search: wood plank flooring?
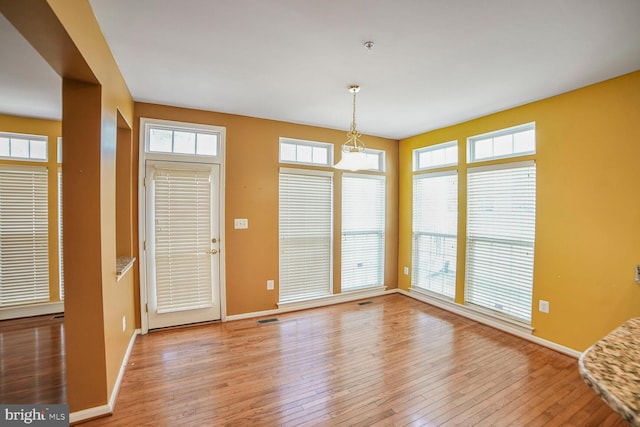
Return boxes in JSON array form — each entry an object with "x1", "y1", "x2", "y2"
[
  {"x1": 79, "y1": 294, "x2": 624, "y2": 426},
  {"x1": 0, "y1": 313, "x2": 66, "y2": 404}
]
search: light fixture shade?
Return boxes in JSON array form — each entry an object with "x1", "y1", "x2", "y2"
[{"x1": 334, "y1": 150, "x2": 369, "y2": 171}]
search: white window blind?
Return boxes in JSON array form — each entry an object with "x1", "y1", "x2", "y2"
[
  {"x1": 0, "y1": 166, "x2": 49, "y2": 307},
  {"x1": 412, "y1": 172, "x2": 458, "y2": 298},
  {"x1": 279, "y1": 169, "x2": 333, "y2": 302},
  {"x1": 342, "y1": 174, "x2": 385, "y2": 291},
  {"x1": 465, "y1": 162, "x2": 536, "y2": 323},
  {"x1": 58, "y1": 168, "x2": 64, "y2": 300},
  {"x1": 153, "y1": 166, "x2": 213, "y2": 313}
]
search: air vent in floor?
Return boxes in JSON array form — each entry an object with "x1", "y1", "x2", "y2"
[
  {"x1": 357, "y1": 301, "x2": 373, "y2": 306},
  {"x1": 51, "y1": 314, "x2": 64, "y2": 319},
  {"x1": 257, "y1": 318, "x2": 278, "y2": 324}
]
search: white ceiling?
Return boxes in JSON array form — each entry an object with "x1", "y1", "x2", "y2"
[{"x1": 2, "y1": 1, "x2": 640, "y2": 139}]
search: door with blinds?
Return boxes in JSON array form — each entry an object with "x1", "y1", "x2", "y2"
[{"x1": 145, "y1": 161, "x2": 221, "y2": 329}]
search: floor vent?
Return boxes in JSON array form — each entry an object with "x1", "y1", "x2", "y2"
[
  {"x1": 51, "y1": 314, "x2": 64, "y2": 319},
  {"x1": 257, "y1": 318, "x2": 279, "y2": 324},
  {"x1": 357, "y1": 301, "x2": 373, "y2": 306}
]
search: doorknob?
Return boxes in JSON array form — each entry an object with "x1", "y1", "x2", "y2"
[{"x1": 206, "y1": 249, "x2": 218, "y2": 255}]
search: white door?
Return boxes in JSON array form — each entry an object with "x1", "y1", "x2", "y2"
[{"x1": 145, "y1": 161, "x2": 221, "y2": 329}]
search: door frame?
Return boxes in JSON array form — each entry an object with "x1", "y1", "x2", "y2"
[{"x1": 137, "y1": 118, "x2": 227, "y2": 334}]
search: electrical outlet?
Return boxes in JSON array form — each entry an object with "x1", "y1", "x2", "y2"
[
  {"x1": 539, "y1": 300, "x2": 550, "y2": 314},
  {"x1": 234, "y1": 218, "x2": 249, "y2": 229},
  {"x1": 635, "y1": 265, "x2": 640, "y2": 283},
  {"x1": 122, "y1": 315, "x2": 126, "y2": 332},
  {"x1": 267, "y1": 279, "x2": 274, "y2": 290},
  {"x1": 403, "y1": 266, "x2": 409, "y2": 275}
]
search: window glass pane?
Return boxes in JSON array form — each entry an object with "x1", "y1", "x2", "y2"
[
  {"x1": 431, "y1": 148, "x2": 445, "y2": 165},
  {"x1": 149, "y1": 128, "x2": 172, "y2": 153},
  {"x1": 196, "y1": 133, "x2": 217, "y2": 156},
  {"x1": 312, "y1": 147, "x2": 327, "y2": 165},
  {"x1": 514, "y1": 129, "x2": 535, "y2": 153},
  {"x1": 173, "y1": 131, "x2": 196, "y2": 154},
  {"x1": 493, "y1": 134, "x2": 512, "y2": 156},
  {"x1": 280, "y1": 143, "x2": 296, "y2": 161},
  {"x1": 0, "y1": 137, "x2": 9, "y2": 157},
  {"x1": 10, "y1": 138, "x2": 29, "y2": 158},
  {"x1": 418, "y1": 151, "x2": 432, "y2": 169},
  {"x1": 474, "y1": 138, "x2": 493, "y2": 159},
  {"x1": 445, "y1": 146, "x2": 458, "y2": 164},
  {"x1": 296, "y1": 144, "x2": 312, "y2": 163},
  {"x1": 57, "y1": 137, "x2": 62, "y2": 163},
  {"x1": 364, "y1": 152, "x2": 380, "y2": 170},
  {"x1": 30, "y1": 139, "x2": 47, "y2": 160}
]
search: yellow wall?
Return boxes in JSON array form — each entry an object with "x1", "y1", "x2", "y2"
[
  {"x1": 399, "y1": 70, "x2": 640, "y2": 352},
  {"x1": 134, "y1": 103, "x2": 399, "y2": 316},
  {"x1": 0, "y1": 114, "x2": 62, "y2": 302}
]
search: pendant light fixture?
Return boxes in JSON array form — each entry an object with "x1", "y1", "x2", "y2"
[{"x1": 334, "y1": 84, "x2": 370, "y2": 171}]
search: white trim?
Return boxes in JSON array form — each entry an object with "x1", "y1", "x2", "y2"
[
  {"x1": 69, "y1": 328, "x2": 140, "y2": 424},
  {"x1": 0, "y1": 302, "x2": 64, "y2": 320},
  {"x1": 226, "y1": 287, "x2": 389, "y2": 321},
  {"x1": 467, "y1": 159, "x2": 535, "y2": 173},
  {"x1": 109, "y1": 329, "x2": 139, "y2": 410},
  {"x1": 279, "y1": 166, "x2": 334, "y2": 177},
  {"x1": 397, "y1": 288, "x2": 581, "y2": 358},
  {"x1": 138, "y1": 117, "x2": 227, "y2": 333},
  {"x1": 69, "y1": 404, "x2": 111, "y2": 424}
]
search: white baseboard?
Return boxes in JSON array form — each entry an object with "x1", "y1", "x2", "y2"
[
  {"x1": 225, "y1": 287, "x2": 390, "y2": 322},
  {"x1": 69, "y1": 404, "x2": 111, "y2": 425},
  {"x1": 69, "y1": 328, "x2": 140, "y2": 424},
  {"x1": 397, "y1": 288, "x2": 581, "y2": 358},
  {"x1": 109, "y1": 329, "x2": 140, "y2": 409},
  {"x1": 0, "y1": 302, "x2": 64, "y2": 320}
]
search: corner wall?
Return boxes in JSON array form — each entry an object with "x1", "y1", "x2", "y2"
[{"x1": 399, "y1": 70, "x2": 640, "y2": 351}]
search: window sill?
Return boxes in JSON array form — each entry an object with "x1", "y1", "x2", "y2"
[{"x1": 116, "y1": 257, "x2": 136, "y2": 282}]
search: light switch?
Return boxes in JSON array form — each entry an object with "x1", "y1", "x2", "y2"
[{"x1": 234, "y1": 218, "x2": 249, "y2": 229}]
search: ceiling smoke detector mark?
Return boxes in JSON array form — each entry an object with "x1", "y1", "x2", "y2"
[{"x1": 364, "y1": 41, "x2": 375, "y2": 51}]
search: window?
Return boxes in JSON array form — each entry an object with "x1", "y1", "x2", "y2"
[
  {"x1": 412, "y1": 172, "x2": 458, "y2": 298},
  {"x1": 279, "y1": 168, "x2": 333, "y2": 302},
  {"x1": 465, "y1": 162, "x2": 536, "y2": 323},
  {"x1": 147, "y1": 125, "x2": 219, "y2": 156},
  {"x1": 414, "y1": 141, "x2": 458, "y2": 171},
  {"x1": 0, "y1": 132, "x2": 48, "y2": 161},
  {"x1": 360, "y1": 149, "x2": 385, "y2": 172},
  {"x1": 279, "y1": 138, "x2": 333, "y2": 166},
  {"x1": 468, "y1": 123, "x2": 535, "y2": 163},
  {"x1": 0, "y1": 165, "x2": 49, "y2": 307},
  {"x1": 342, "y1": 174, "x2": 385, "y2": 291}
]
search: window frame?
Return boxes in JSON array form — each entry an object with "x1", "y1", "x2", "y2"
[
  {"x1": 413, "y1": 140, "x2": 458, "y2": 171},
  {"x1": 279, "y1": 137, "x2": 334, "y2": 167},
  {"x1": 0, "y1": 131, "x2": 48, "y2": 162},
  {"x1": 467, "y1": 122, "x2": 536, "y2": 163},
  {"x1": 143, "y1": 119, "x2": 223, "y2": 160}
]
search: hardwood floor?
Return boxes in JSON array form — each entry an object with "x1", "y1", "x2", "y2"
[
  {"x1": 0, "y1": 313, "x2": 66, "y2": 404},
  {"x1": 79, "y1": 294, "x2": 624, "y2": 426}
]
